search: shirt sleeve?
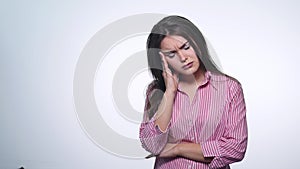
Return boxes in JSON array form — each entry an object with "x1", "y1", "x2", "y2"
[
  {"x1": 139, "y1": 82, "x2": 171, "y2": 155},
  {"x1": 201, "y1": 82, "x2": 248, "y2": 169}
]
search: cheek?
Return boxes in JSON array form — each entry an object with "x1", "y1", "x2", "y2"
[
  {"x1": 187, "y1": 49, "x2": 197, "y2": 57},
  {"x1": 165, "y1": 59, "x2": 180, "y2": 71},
  {"x1": 165, "y1": 59, "x2": 176, "y2": 68},
  {"x1": 187, "y1": 50, "x2": 200, "y2": 63}
]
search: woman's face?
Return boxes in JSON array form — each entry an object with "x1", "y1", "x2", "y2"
[{"x1": 160, "y1": 35, "x2": 200, "y2": 76}]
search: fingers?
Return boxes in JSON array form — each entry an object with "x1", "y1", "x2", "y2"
[
  {"x1": 164, "y1": 143, "x2": 177, "y2": 151},
  {"x1": 174, "y1": 73, "x2": 179, "y2": 83},
  {"x1": 159, "y1": 52, "x2": 167, "y2": 68},
  {"x1": 162, "y1": 70, "x2": 166, "y2": 79},
  {"x1": 145, "y1": 154, "x2": 156, "y2": 159},
  {"x1": 158, "y1": 143, "x2": 178, "y2": 158},
  {"x1": 159, "y1": 52, "x2": 172, "y2": 76},
  {"x1": 159, "y1": 52, "x2": 180, "y2": 85}
]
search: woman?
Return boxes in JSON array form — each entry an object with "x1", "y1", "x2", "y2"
[{"x1": 139, "y1": 15, "x2": 248, "y2": 169}]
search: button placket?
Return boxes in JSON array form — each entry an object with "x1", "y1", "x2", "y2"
[
  {"x1": 189, "y1": 107, "x2": 197, "y2": 142},
  {"x1": 189, "y1": 119, "x2": 195, "y2": 142}
]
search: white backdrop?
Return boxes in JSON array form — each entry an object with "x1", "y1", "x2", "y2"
[{"x1": 1, "y1": 0, "x2": 300, "y2": 168}]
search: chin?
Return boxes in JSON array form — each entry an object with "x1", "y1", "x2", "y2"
[
  {"x1": 176, "y1": 64, "x2": 200, "y2": 76},
  {"x1": 179, "y1": 69, "x2": 198, "y2": 76}
]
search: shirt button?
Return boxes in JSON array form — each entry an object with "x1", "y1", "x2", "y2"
[{"x1": 189, "y1": 120, "x2": 193, "y2": 126}]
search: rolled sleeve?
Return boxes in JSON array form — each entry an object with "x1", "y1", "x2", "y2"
[
  {"x1": 201, "y1": 82, "x2": 248, "y2": 168},
  {"x1": 201, "y1": 140, "x2": 221, "y2": 157},
  {"x1": 139, "y1": 118, "x2": 171, "y2": 155},
  {"x1": 139, "y1": 81, "x2": 171, "y2": 155}
]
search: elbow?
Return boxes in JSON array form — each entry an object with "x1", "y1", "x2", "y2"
[
  {"x1": 140, "y1": 137, "x2": 165, "y2": 155},
  {"x1": 139, "y1": 124, "x2": 170, "y2": 155},
  {"x1": 231, "y1": 136, "x2": 248, "y2": 162},
  {"x1": 234, "y1": 151, "x2": 246, "y2": 162},
  {"x1": 229, "y1": 146, "x2": 247, "y2": 163},
  {"x1": 139, "y1": 130, "x2": 166, "y2": 155},
  {"x1": 221, "y1": 141, "x2": 247, "y2": 164},
  {"x1": 237, "y1": 138, "x2": 248, "y2": 162}
]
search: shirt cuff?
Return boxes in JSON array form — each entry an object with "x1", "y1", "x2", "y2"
[
  {"x1": 140, "y1": 119, "x2": 171, "y2": 155},
  {"x1": 147, "y1": 116, "x2": 171, "y2": 135},
  {"x1": 201, "y1": 141, "x2": 224, "y2": 168},
  {"x1": 201, "y1": 140, "x2": 221, "y2": 157},
  {"x1": 154, "y1": 122, "x2": 171, "y2": 134}
]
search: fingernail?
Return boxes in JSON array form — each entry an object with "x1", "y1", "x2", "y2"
[{"x1": 159, "y1": 52, "x2": 163, "y2": 57}]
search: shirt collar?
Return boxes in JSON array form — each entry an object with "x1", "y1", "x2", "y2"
[{"x1": 177, "y1": 71, "x2": 216, "y2": 92}]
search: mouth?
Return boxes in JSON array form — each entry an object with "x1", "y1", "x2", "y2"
[{"x1": 182, "y1": 61, "x2": 193, "y2": 69}]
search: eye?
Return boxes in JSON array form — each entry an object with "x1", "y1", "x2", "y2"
[
  {"x1": 163, "y1": 52, "x2": 176, "y2": 58},
  {"x1": 183, "y1": 43, "x2": 190, "y2": 50}
]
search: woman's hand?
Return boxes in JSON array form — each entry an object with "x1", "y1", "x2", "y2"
[
  {"x1": 163, "y1": 142, "x2": 214, "y2": 163},
  {"x1": 158, "y1": 143, "x2": 179, "y2": 158},
  {"x1": 159, "y1": 52, "x2": 179, "y2": 95}
]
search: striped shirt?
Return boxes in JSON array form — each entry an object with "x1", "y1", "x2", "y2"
[{"x1": 139, "y1": 71, "x2": 248, "y2": 169}]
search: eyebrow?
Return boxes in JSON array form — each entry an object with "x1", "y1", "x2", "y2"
[{"x1": 161, "y1": 41, "x2": 189, "y2": 53}]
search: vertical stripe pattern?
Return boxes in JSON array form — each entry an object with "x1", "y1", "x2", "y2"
[{"x1": 139, "y1": 71, "x2": 248, "y2": 169}]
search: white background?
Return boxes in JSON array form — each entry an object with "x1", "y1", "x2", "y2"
[{"x1": 1, "y1": 0, "x2": 300, "y2": 168}]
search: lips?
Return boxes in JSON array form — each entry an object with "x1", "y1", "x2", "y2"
[{"x1": 182, "y1": 61, "x2": 193, "y2": 69}]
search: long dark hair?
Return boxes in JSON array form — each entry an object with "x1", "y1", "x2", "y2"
[{"x1": 146, "y1": 15, "x2": 224, "y2": 92}]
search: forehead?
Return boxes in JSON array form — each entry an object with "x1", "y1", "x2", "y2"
[{"x1": 160, "y1": 35, "x2": 187, "y2": 50}]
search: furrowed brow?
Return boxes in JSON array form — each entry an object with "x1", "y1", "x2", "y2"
[
  {"x1": 179, "y1": 41, "x2": 189, "y2": 49},
  {"x1": 161, "y1": 41, "x2": 189, "y2": 53},
  {"x1": 161, "y1": 49, "x2": 176, "y2": 54}
]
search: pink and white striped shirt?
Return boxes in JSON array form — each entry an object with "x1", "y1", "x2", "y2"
[{"x1": 139, "y1": 71, "x2": 248, "y2": 169}]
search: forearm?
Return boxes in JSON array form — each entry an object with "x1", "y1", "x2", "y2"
[
  {"x1": 177, "y1": 143, "x2": 213, "y2": 163},
  {"x1": 139, "y1": 88, "x2": 176, "y2": 155},
  {"x1": 154, "y1": 90, "x2": 176, "y2": 131}
]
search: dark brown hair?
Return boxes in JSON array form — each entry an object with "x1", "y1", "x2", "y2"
[{"x1": 146, "y1": 15, "x2": 223, "y2": 92}]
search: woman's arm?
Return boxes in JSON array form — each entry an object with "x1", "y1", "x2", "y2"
[
  {"x1": 159, "y1": 142, "x2": 213, "y2": 163},
  {"x1": 139, "y1": 86, "x2": 175, "y2": 155},
  {"x1": 200, "y1": 82, "x2": 248, "y2": 168},
  {"x1": 153, "y1": 90, "x2": 176, "y2": 131},
  {"x1": 139, "y1": 82, "x2": 177, "y2": 155},
  {"x1": 158, "y1": 81, "x2": 247, "y2": 168},
  {"x1": 139, "y1": 53, "x2": 179, "y2": 155},
  {"x1": 177, "y1": 143, "x2": 214, "y2": 163},
  {"x1": 154, "y1": 52, "x2": 178, "y2": 131}
]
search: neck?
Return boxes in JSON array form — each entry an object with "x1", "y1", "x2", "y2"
[{"x1": 179, "y1": 69, "x2": 205, "y2": 85}]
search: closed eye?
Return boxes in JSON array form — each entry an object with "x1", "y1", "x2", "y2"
[
  {"x1": 163, "y1": 51, "x2": 176, "y2": 58},
  {"x1": 161, "y1": 41, "x2": 190, "y2": 58},
  {"x1": 183, "y1": 42, "x2": 190, "y2": 50}
]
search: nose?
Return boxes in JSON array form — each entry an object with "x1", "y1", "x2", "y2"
[{"x1": 178, "y1": 51, "x2": 187, "y2": 62}]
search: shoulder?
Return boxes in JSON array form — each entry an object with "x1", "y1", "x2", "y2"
[
  {"x1": 146, "y1": 80, "x2": 159, "y2": 95},
  {"x1": 209, "y1": 72, "x2": 243, "y2": 98},
  {"x1": 145, "y1": 80, "x2": 164, "y2": 99}
]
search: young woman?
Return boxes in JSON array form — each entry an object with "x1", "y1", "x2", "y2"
[{"x1": 139, "y1": 15, "x2": 248, "y2": 169}]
